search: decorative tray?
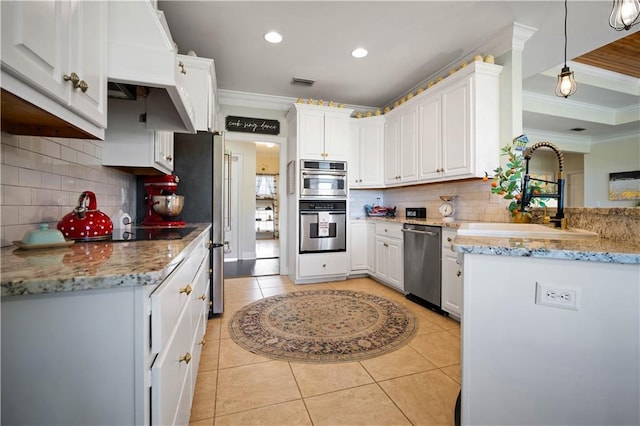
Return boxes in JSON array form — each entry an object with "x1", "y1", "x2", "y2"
[{"x1": 13, "y1": 240, "x2": 75, "y2": 250}]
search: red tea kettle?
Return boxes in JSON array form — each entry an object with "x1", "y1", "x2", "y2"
[{"x1": 58, "y1": 191, "x2": 113, "y2": 241}]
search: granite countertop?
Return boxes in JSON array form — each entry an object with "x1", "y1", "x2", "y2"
[
  {"x1": 355, "y1": 215, "x2": 640, "y2": 264},
  {"x1": 1, "y1": 224, "x2": 211, "y2": 297},
  {"x1": 452, "y1": 234, "x2": 640, "y2": 265}
]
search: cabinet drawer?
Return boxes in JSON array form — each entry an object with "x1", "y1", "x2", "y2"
[
  {"x1": 298, "y1": 252, "x2": 348, "y2": 277},
  {"x1": 151, "y1": 249, "x2": 206, "y2": 354},
  {"x1": 375, "y1": 222, "x2": 403, "y2": 239},
  {"x1": 151, "y1": 303, "x2": 193, "y2": 426}
]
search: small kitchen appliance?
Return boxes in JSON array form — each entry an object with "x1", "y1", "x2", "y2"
[
  {"x1": 406, "y1": 207, "x2": 427, "y2": 219},
  {"x1": 141, "y1": 174, "x2": 186, "y2": 227},
  {"x1": 300, "y1": 160, "x2": 347, "y2": 198},
  {"x1": 58, "y1": 191, "x2": 114, "y2": 241}
]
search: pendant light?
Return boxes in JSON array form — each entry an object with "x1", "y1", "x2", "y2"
[
  {"x1": 555, "y1": 0, "x2": 577, "y2": 98},
  {"x1": 609, "y1": 0, "x2": 640, "y2": 30}
]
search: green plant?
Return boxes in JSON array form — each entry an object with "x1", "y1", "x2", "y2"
[{"x1": 485, "y1": 143, "x2": 546, "y2": 217}]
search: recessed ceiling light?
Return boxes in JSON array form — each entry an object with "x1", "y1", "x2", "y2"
[
  {"x1": 264, "y1": 31, "x2": 283, "y2": 44},
  {"x1": 351, "y1": 47, "x2": 368, "y2": 58}
]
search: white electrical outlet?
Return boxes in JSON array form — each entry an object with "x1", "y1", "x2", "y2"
[{"x1": 535, "y1": 282, "x2": 580, "y2": 311}]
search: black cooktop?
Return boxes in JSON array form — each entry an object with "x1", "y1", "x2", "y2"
[{"x1": 111, "y1": 226, "x2": 197, "y2": 242}]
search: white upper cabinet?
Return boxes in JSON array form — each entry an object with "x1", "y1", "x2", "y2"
[
  {"x1": 1, "y1": 0, "x2": 107, "y2": 138},
  {"x1": 384, "y1": 106, "x2": 418, "y2": 186},
  {"x1": 289, "y1": 103, "x2": 353, "y2": 161},
  {"x1": 178, "y1": 55, "x2": 218, "y2": 133},
  {"x1": 417, "y1": 62, "x2": 502, "y2": 182},
  {"x1": 350, "y1": 116, "x2": 384, "y2": 188}
]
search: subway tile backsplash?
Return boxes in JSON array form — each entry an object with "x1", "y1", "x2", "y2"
[
  {"x1": 1, "y1": 133, "x2": 136, "y2": 247},
  {"x1": 351, "y1": 180, "x2": 511, "y2": 222}
]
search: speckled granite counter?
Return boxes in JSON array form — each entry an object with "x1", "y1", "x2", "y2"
[
  {"x1": 354, "y1": 215, "x2": 640, "y2": 264},
  {"x1": 452, "y1": 235, "x2": 640, "y2": 264},
  {"x1": 1, "y1": 224, "x2": 211, "y2": 297}
]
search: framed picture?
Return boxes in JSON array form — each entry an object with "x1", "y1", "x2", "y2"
[{"x1": 609, "y1": 171, "x2": 640, "y2": 200}]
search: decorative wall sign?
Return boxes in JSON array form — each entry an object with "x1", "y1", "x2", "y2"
[
  {"x1": 225, "y1": 116, "x2": 280, "y2": 135},
  {"x1": 609, "y1": 170, "x2": 640, "y2": 200}
]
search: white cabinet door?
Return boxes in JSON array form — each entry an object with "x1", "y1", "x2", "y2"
[
  {"x1": 349, "y1": 121, "x2": 361, "y2": 187},
  {"x1": 359, "y1": 119, "x2": 384, "y2": 187},
  {"x1": 154, "y1": 131, "x2": 175, "y2": 172},
  {"x1": 441, "y1": 229, "x2": 462, "y2": 318},
  {"x1": 441, "y1": 78, "x2": 472, "y2": 178},
  {"x1": 68, "y1": 0, "x2": 107, "y2": 127},
  {"x1": 417, "y1": 94, "x2": 442, "y2": 180},
  {"x1": 375, "y1": 236, "x2": 389, "y2": 281},
  {"x1": 1, "y1": 1, "x2": 68, "y2": 103},
  {"x1": 324, "y1": 111, "x2": 349, "y2": 161},
  {"x1": 386, "y1": 237, "x2": 403, "y2": 291},
  {"x1": 179, "y1": 55, "x2": 217, "y2": 132},
  {"x1": 298, "y1": 109, "x2": 326, "y2": 160},
  {"x1": 1, "y1": 0, "x2": 107, "y2": 129},
  {"x1": 384, "y1": 114, "x2": 400, "y2": 185},
  {"x1": 399, "y1": 107, "x2": 418, "y2": 184},
  {"x1": 350, "y1": 221, "x2": 367, "y2": 272},
  {"x1": 366, "y1": 222, "x2": 375, "y2": 272}
]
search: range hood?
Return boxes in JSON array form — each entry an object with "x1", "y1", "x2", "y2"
[{"x1": 108, "y1": 1, "x2": 195, "y2": 133}]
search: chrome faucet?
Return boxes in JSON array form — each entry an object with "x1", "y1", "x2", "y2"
[{"x1": 521, "y1": 141, "x2": 566, "y2": 228}]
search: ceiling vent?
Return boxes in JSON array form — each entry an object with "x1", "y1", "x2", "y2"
[{"x1": 291, "y1": 77, "x2": 315, "y2": 87}]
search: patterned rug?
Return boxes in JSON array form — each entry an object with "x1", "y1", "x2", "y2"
[{"x1": 229, "y1": 289, "x2": 417, "y2": 363}]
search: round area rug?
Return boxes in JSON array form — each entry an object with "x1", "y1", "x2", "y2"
[{"x1": 229, "y1": 289, "x2": 417, "y2": 363}]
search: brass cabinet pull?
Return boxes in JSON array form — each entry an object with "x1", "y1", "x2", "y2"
[
  {"x1": 78, "y1": 80, "x2": 88, "y2": 93},
  {"x1": 456, "y1": 271, "x2": 462, "y2": 277},
  {"x1": 179, "y1": 284, "x2": 192, "y2": 295},
  {"x1": 199, "y1": 339, "x2": 206, "y2": 347},
  {"x1": 322, "y1": 263, "x2": 326, "y2": 267},
  {"x1": 178, "y1": 61, "x2": 187, "y2": 75},
  {"x1": 63, "y1": 72, "x2": 80, "y2": 86},
  {"x1": 199, "y1": 294, "x2": 206, "y2": 301},
  {"x1": 179, "y1": 352, "x2": 192, "y2": 364},
  {"x1": 209, "y1": 268, "x2": 213, "y2": 274},
  {"x1": 383, "y1": 242, "x2": 389, "y2": 247},
  {"x1": 165, "y1": 155, "x2": 173, "y2": 161},
  {"x1": 447, "y1": 237, "x2": 453, "y2": 242}
]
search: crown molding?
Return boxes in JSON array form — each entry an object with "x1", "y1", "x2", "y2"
[
  {"x1": 218, "y1": 89, "x2": 376, "y2": 113},
  {"x1": 523, "y1": 128, "x2": 592, "y2": 153}
]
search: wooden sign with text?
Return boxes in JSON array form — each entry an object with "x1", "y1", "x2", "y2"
[{"x1": 225, "y1": 116, "x2": 280, "y2": 135}]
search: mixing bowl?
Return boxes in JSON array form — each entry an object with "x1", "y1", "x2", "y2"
[{"x1": 152, "y1": 195, "x2": 184, "y2": 217}]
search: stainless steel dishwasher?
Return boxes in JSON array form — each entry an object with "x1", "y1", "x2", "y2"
[{"x1": 402, "y1": 223, "x2": 443, "y2": 313}]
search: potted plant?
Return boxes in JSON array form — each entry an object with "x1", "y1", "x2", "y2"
[{"x1": 484, "y1": 143, "x2": 546, "y2": 222}]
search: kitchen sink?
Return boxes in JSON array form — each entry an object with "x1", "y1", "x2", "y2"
[{"x1": 457, "y1": 222, "x2": 599, "y2": 240}]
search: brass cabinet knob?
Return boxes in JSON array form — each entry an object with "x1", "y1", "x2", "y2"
[
  {"x1": 199, "y1": 294, "x2": 206, "y2": 301},
  {"x1": 63, "y1": 72, "x2": 80, "y2": 86},
  {"x1": 447, "y1": 237, "x2": 453, "y2": 242},
  {"x1": 166, "y1": 155, "x2": 173, "y2": 161},
  {"x1": 208, "y1": 240, "x2": 213, "y2": 249},
  {"x1": 78, "y1": 80, "x2": 88, "y2": 93},
  {"x1": 383, "y1": 242, "x2": 389, "y2": 247},
  {"x1": 322, "y1": 263, "x2": 326, "y2": 267},
  {"x1": 209, "y1": 301, "x2": 213, "y2": 306},
  {"x1": 456, "y1": 271, "x2": 462, "y2": 277},
  {"x1": 179, "y1": 284, "x2": 192, "y2": 295},
  {"x1": 209, "y1": 268, "x2": 213, "y2": 274},
  {"x1": 179, "y1": 352, "x2": 192, "y2": 364},
  {"x1": 198, "y1": 339, "x2": 206, "y2": 347}
]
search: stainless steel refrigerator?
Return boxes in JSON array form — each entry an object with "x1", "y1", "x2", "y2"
[{"x1": 173, "y1": 131, "x2": 225, "y2": 315}]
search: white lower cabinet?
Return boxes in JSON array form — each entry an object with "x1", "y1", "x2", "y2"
[
  {"x1": 441, "y1": 229, "x2": 463, "y2": 318},
  {"x1": 374, "y1": 222, "x2": 404, "y2": 291},
  {"x1": 298, "y1": 252, "x2": 348, "y2": 278},
  {"x1": 0, "y1": 228, "x2": 211, "y2": 426},
  {"x1": 349, "y1": 221, "x2": 377, "y2": 275}
]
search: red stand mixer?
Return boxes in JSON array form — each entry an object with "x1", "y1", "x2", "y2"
[{"x1": 141, "y1": 174, "x2": 186, "y2": 227}]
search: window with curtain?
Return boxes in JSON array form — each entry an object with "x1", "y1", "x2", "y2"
[{"x1": 256, "y1": 174, "x2": 276, "y2": 199}]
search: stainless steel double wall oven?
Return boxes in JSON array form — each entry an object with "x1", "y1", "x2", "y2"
[{"x1": 299, "y1": 160, "x2": 347, "y2": 254}]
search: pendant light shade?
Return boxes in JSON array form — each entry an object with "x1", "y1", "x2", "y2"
[
  {"x1": 556, "y1": 66, "x2": 577, "y2": 98},
  {"x1": 556, "y1": 0, "x2": 577, "y2": 98},
  {"x1": 609, "y1": 0, "x2": 640, "y2": 30}
]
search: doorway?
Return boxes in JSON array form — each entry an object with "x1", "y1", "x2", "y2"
[{"x1": 223, "y1": 136, "x2": 285, "y2": 279}]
